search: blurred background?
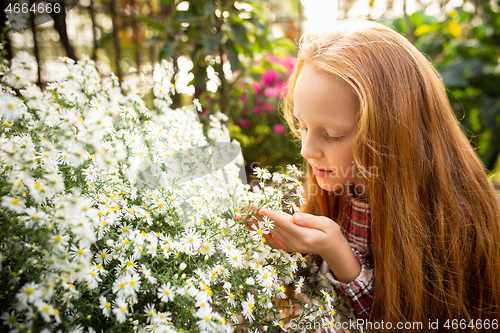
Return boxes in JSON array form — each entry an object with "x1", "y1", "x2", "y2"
[{"x1": 1, "y1": 0, "x2": 499, "y2": 186}]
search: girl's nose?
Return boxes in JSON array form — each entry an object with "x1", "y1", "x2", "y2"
[{"x1": 300, "y1": 137, "x2": 322, "y2": 160}]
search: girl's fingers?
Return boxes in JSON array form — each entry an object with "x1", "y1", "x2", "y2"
[
  {"x1": 269, "y1": 225, "x2": 298, "y2": 251},
  {"x1": 263, "y1": 234, "x2": 289, "y2": 251},
  {"x1": 236, "y1": 203, "x2": 261, "y2": 221}
]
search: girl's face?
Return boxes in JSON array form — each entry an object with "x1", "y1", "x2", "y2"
[{"x1": 293, "y1": 63, "x2": 359, "y2": 194}]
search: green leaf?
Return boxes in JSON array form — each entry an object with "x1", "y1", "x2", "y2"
[
  {"x1": 137, "y1": 15, "x2": 166, "y2": 31},
  {"x1": 160, "y1": 42, "x2": 177, "y2": 59},
  {"x1": 172, "y1": 13, "x2": 205, "y2": 24},
  {"x1": 201, "y1": 31, "x2": 222, "y2": 54},
  {"x1": 226, "y1": 40, "x2": 239, "y2": 72},
  {"x1": 203, "y1": 2, "x2": 216, "y2": 17},
  {"x1": 143, "y1": 36, "x2": 162, "y2": 47},
  {"x1": 228, "y1": 21, "x2": 250, "y2": 45}
]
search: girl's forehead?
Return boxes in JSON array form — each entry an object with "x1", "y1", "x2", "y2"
[{"x1": 293, "y1": 64, "x2": 357, "y2": 132}]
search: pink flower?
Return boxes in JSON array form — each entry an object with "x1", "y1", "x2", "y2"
[
  {"x1": 262, "y1": 70, "x2": 279, "y2": 86},
  {"x1": 249, "y1": 81, "x2": 262, "y2": 94},
  {"x1": 254, "y1": 105, "x2": 264, "y2": 115},
  {"x1": 264, "y1": 54, "x2": 281, "y2": 64},
  {"x1": 240, "y1": 96, "x2": 247, "y2": 103},
  {"x1": 240, "y1": 119, "x2": 251, "y2": 128},
  {"x1": 285, "y1": 57, "x2": 297, "y2": 70},
  {"x1": 264, "y1": 104, "x2": 275, "y2": 112},
  {"x1": 264, "y1": 87, "x2": 279, "y2": 97},
  {"x1": 273, "y1": 124, "x2": 285, "y2": 134}
]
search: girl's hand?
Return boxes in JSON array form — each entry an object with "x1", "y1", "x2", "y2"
[
  {"x1": 258, "y1": 208, "x2": 361, "y2": 283},
  {"x1": 257, "y1": 208, "x2": 342, "y2": 256},
  {"x1": 235, "y1": 203, "x2": 264, "y2": 230}
]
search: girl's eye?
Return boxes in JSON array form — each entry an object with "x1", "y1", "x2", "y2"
[{"x1": 325, "y1": 133, "x2": 342, "y2": 142}]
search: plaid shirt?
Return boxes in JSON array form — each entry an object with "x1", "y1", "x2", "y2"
[{"x1": 313, "y1": 195, "x2": 374, "y2": 320}]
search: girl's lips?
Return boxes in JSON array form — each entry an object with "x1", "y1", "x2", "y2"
[{"x1": 313, "y1": 167, "x2": 333, "y2": 178}]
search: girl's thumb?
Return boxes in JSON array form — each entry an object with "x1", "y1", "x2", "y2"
[{"x1": 293, "y1": 213, "x2": 306, "y2": 224}]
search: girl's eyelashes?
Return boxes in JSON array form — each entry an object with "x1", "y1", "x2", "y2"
[
  {"x1": 300, "y1": 127, "x2": 342, "y2": 142},
  {"x1": 325, "y1": 134, "x2": 343, "y2": 141}
]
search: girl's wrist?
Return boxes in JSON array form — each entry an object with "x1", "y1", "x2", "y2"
[{"x1": 320, "y1": 224, "x2": 361, "y2": 283}]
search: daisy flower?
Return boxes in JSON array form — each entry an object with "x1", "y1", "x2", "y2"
[
  {"x1": 180, "y1": 227, "x2": 202, "y2": 253},
  {"x1": 94, "y1": 248, "x2": 114, "y2": 265},
  {"x1": 158, "y1": 282, "x2": 175, "y2": 302},
  {"x1": 262, "y1": 215, "x2": 274, "y2": 229},
  {"x1": 200, "y1": 240, "x2": 215, "y2": 256},
  {"x1": 219, "y1": 239, "x2": 235, "y2": 255},
  {"x1": 69, "y1": 244, "x2": 91, "y2": 263},
  {"x1": 16, "y1": 282, "x2": 42, "y2": 307},
  {"x1": 1, "y1": 196, "x2": 25, "y2": 213},
  {"x1": 241, "y1": 293, "x2": 256, "y2": 323},
  {"x1": 295, "y1": 276, "x2": 305, "y2": 293},
  {"x1": 249, "y1": 222, "x2": 270, "y2": 242},
  {"x1": 227, "y1": 249, "x2": 243, "y2": 268},
  {"x1": 99, "y1": 297, "x2": 111, "y2": 317},
  {"x1": 112, "y1": 297, "x2": 128, "y2": 323}
]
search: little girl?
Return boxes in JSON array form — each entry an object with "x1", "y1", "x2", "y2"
[{"x1": 254, "y1": 19, "x2": 500, "y2": 331}]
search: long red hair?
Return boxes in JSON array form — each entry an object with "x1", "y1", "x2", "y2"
[{"x1": 283, "y1": 19, "x2": 500, "y2": 331}]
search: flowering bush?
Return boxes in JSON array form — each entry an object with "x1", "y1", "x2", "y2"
[
  {"x1": 0, "y1": 53, "x2": 342, "y2": 333},
  {"x1": 225, "y1": 54, "x2": 302, "y2": 183}
]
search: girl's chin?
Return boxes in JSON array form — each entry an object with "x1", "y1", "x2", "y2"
[{"x1": 317, "y1": 181, "x2": 345, "y2": 193}]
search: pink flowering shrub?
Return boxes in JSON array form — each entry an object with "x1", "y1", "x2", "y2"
[{"x1": 228, "y1": 54, "x2": 302, "y2": 181}]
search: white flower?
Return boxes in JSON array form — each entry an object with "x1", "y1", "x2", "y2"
[
  {"x1": 295, "y1": 276, "x2": 305, "y2": 293},
  {"x1": 158, "y1": 282, "x2": 175, "y2": 302},
  {"x1": 180, "y1": 228, "x2": 202, "y2": 253},
  {"x1": 219, "y1": 239, "x2": 235, "y2": 254},
  {"x1": 195, "y1": 306, "x2": 216, "y2": 332},
  {"x1": 241, "y1": 293, "x2": 256, "y2": 323},
  {"x1": 16, "y1": 282, "x2": 42, "y2": 307},
  {"x1": 0, "y1": 93, "x2": 24, "y2": 120},
  {"x1": 249, "y1": 222, "x2": 270, "y2": 242},
  {"x1": 19, "y1": 207, "x2": 46, "y2": 228},
  {"x1": 253, "y1": 167, "x2": 271, "y2": 180},
  {"x1": 85, "y1": 266, "x2": 102, "y2": 290},
  {"x1": 141, "y1": 264, "x2": 157, "y2": 285},
  {"x1": 1, "y1": 196, "x2": 25, "y2": 213},
  {"x1": 82, "y1": 165, "x2": 99, "y2": 183},
  {"x1": 227, "y1": 249, "x2": 243, "y2": 268},
  {"x1": 200, "y1": 240, "x2": 215, "y2": 256},
  {"x1": 262, "y1": 215, "x2": 274, "y2": 229},
  {"x1": 1, "y1": 311, "x2": 18, "y2": 328},
  {"x1": 152, "y1": 311, "x2": 172, "y2": 326},
  {"x1": 69, "y1": 244, "x2": 91, "y2": 263},
  {"x1": 256, "y1": 268, "x2": 274, "y2": 287},
  {"x1": 245, "y1": 277, "x2": 255, "y2": 285},
  {"x1": 35, "y1": 300, "x2": 54, "y2": 323},
  {"x1": 112, "y1": 297, "x2": 128, "y2": 323},
  {"x1": 94, "y1": 248, "x2": 114, "y2": 265},
  {"x1": 110, "y1": 275, "x2": 125, "y2": 297},
  {"x1": 52, "y1": 233, "x2": 70, "y2": 251}
]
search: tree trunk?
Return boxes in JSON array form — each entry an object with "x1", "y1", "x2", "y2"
[
  {"x1": 109, "y1": 0, "x2": 123, "y2": 85},
  {"x1": 50, "y1": 1, "x2": 77, "y2": 61},
  {"x1": 89, "y1": 0, "x2": 99, "y2": 63},
  {"x1": 0, "y1": 1, "x2": 13, "y2": 61},
  {"x1": 29, "y1": 0, "x2": 42, "y2": 88}
]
